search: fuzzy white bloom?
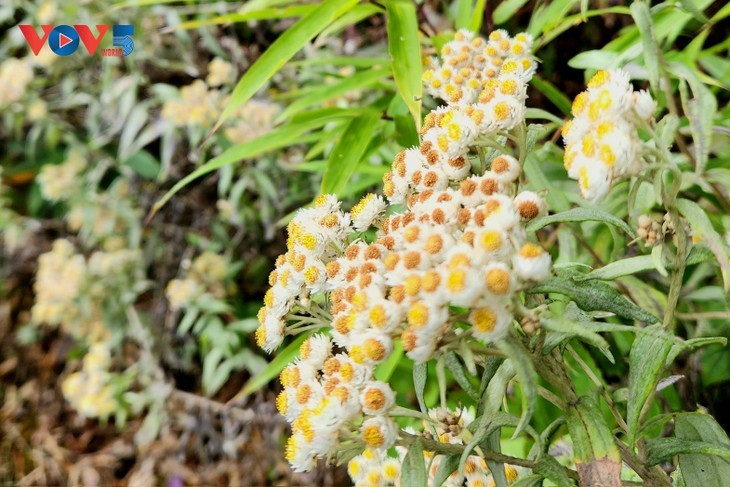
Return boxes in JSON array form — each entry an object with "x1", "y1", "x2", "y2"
[
  {"x1": 359, "y1": 381, "x2": 396, "y2": 415},
  {"x1": 361, "y1": 415, "x2": 398, "y2": 450},
  {"x1": 351, "y1": 193, "x2": 387, "y2": 231},
  {"x1": 206, "y1": 57, "x2": 235, "y2": 87},
  {"x1": 513, "y1": 242, "x2": 552, "y2": 281}
]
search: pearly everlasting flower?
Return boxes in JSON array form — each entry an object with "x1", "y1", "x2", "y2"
[
  {"x1": 206, "y1": 57, "x2": 235, "y2": 87},
  {"x1": 351, "y1": 193, "x2": 387, "y2": 231},
  {"x1": 361, "y1": 415, "x2": 398, "y2": 449},
  {"x1": 513, "y1": 243, "x2": 552, "y2": 281},
  {"x1": 259, "y1": 29, "x2": 552, "y2": 475},
  {"x1": 562, "y1": 69, "x2": 655, "y2": 201}
]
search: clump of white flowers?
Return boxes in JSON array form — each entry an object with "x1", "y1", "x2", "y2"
[
  {"x1": 256, "y1": 29, "x2": 552, "y2": 475},
  {"x1": 32, "y1": 238, "x2": 140, "y2": 341},
  {"x1": 0, "y1": 58, "x2": 34, "y2": 108},
  {"x1": 37, "y1": 149, "x2": 86, "y2": 201},
  {"x1": 206, "y1": 57, "x2": 236, "y2": 87},
  {"x1": 562, "y1": 69, "x2": 656, "y2": 201},
  {"x1": 166, "y1": 250, "x2": 229, "y2": 310},
  {"x1": 62, "y1": 344, "x2": 119, "y2": 419}
]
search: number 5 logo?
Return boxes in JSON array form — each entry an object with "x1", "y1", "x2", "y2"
[{"x1": 113, "y1": 25, "x2": 134, "y2": 56}]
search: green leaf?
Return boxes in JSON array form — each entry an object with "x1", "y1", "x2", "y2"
[
  {"x1": 320, "y1": 110, "x2": 381, "y2": 195},
  {"x1": 433, "y1": 454, "x2": 460, "y2": 487},
  {"x1": 530, "y1": 76, "x2": 572, "y2": 115},
  {"x1": 123, "y1": 150, "x2": 161, "y2": 180},
  {"x1": 674, "y1": 412, "x2": 730, "y2": 486},
  {"x1": 646, "y1": 438, "x2": 730, "y2": 466},
  {"x1": 385, "y1": 0, "x2": 422, "y2": 132},
  {"x1": 577, "y1": 247, "x2": 714, "y2": 282},
  {"x1": 275, "y1": 69, "x2": 389, "y2": 122},
  {"x1": 213, "y1": 0, "x2": 359, "y2": 133},
  {"x1": 542, "y1": 316, "x2": 614, "y2": 364},
  {"x1": 533, "y1": 455, "x2": 573, "y2": 487},
  {"x1": 676, "y1": 198, "x2": 730, "y2": 291},
  {"x1": 496, "y1": 337, "x2": 537, "y2": 438},
  {"x1": 529, "y1": 271, "x2": 660, "y2": 324},
  {"x1": 493, "y1": 0, "x2": 530, "y2": 25},
  {"x1": 527, "y1": 208, "x2": 637, "y2": 238},
  {"x1": 237, "y1": 333, "x2": 308, "y2": 398},
  {"x1": 413, "y1": 362, "x2": 428, "y2": 416},
  {"x1": 626, "y1": 326, "x2": 674, "y2": 445},
  {"x1": 630, "y1": 1, "x2": 660, "y2": 90},
  {"x1": 374, "y1": 340, "x2": 404, "y2": 382},
  {"x1": 152, "y1": 112, "x2": 355, "y2": 215},
  {"x1": 468, "y1": 0, "x2": 488, "y2": 32},
  {"x1": 401, "y1": 437, "x2": 427, "y2": 487},
  {"x1": 444, "y1": 351, "x2": 479, "y2": 400},
  {"x1": 566, "y1": 395, "x2": 621, "y2": 486},
  {"x1": 568, "y1": 50, "x2": 621, "y2": 70}
]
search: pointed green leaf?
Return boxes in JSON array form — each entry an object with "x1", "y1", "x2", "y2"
[
  {"x1": 496, "y1": 337, "x2": 537, "y2": 438},
  {"x1": 320, "y1": 110, "x2": 381, "y2": 195},
  {"x1": 385, "y1": 0, "x2": 422, "y2": 132},
  {"x1": 674, "y1": 412, "x2": 730, "y2": 486},
  {"x1": 527, "y1": 207, "x2": 636, "y2": 238},
  {"x1": 676, "y1": 198, "x2": 730, "y2": 291},
  {"x1": 627, "y1": 326, "x2": 674, "y2": 445},
  {"x1": 213, "y1": 0, "x2": 359, "y2": 133},
  {"x1": 401, "y1": 437, "x2": 427, "y2": 487}
]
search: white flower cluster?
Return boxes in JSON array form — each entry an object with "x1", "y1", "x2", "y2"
[
  {"x1": 562, "y1": 69, "x2": 656, "y2": 201},
  {"x1": 0, "y1": 58, "x2": 34, "y2": 108},
  {"x1": 258, "y1": 29, "x2": 551, "y2": 473},
  {"x1": 348, "y1": 407, "x2": 521, "y2": 487},
  {"x1": 62, "y1": 344, "x2": 118, "y2": 419},
  {"x1": 32, "y1": 238, "x2": 139, "y2": 340},
  {"x1": 166, "y1": 251, "x2": 229, "y2": 310},
  {"x1": 423, "y1": 30, "x2": 536, "y2": 107},
  {"x1": 162, "y1": 60, "x2": 279, "y2": 142},
  {"x1": 37, "y1": 149, "x2": 86, "y2": 201}
]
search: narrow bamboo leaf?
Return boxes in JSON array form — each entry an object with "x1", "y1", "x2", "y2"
[
  {"x1": 493, "y1": 0, "x2": 530, "y2": 25},
  {"x1": 630, "y1": 1, "x2": 660, "y2": 90},
  {"x1": 530, "y1": 76, "x2": 572, "y2": 115},
  {"x1": 174, "y1": 5, "x2": 316, "y2": 30},
  {"x1": 401, "y1": 437, "x2": 427, "y2": 487},
  {"x1": 468, "y1": 0, "x2": 488, "y2": 32},
  {"x1": 320, "y1": 110, "x2": 380, "y2": 195},
  {"x1": 627, "y1": 326, "x2": 674, "y2": 445},
  {"x1": 385, "y1": 1, "x2": 422, "y2": 132},
  {"x1": 213, "y1": 0, "x2": 359, "y2": 134},
  {"x1": 496, "y1": 337, "x2": 537, "y2": 438},
  {"x1": 454, "y1": 0, "x2": 473, "y2": 30},
  {"x1": 529, "y1": 271, "x2": 660, "y2": 324},
  {"x1": 566, "y1": 395, "x2": 621, "y2": 487},
  {"x1": 527, "y1": 208, "x2": 636, "y2": 238},
  {"x1": 152, "y1": 115, "x2": 348, "y2": 214},
  {"x1": 276, "y1": 69, "x2": 389, "y2": 122},
  {"x1": 676, "y1": 198, "x2": 730, "y2": 291},
  {"x1": 237, "y1": 334, "x2": 308, "y2": 398},
  {"x1": 527, "y1": 0, "x2": 580, "y2": 37},
  {"x1": 433, "y1": 454, "x2": 460, "y2": 487},
  {"x1": 675, "y1": 412, "x2": 730, "y2": 486}
]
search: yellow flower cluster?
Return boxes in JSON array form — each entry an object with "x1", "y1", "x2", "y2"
[
  {"x1": 62, "y1": 344, "x2": 118, "y2": 419},
  {"x1": 258, "y1": 30, "x2": 551, "y2": 474},
  {"x1": 223, "y1": 99, "x2": 280, "y2": 144},
  {"x1": 206, "y1": 57, "x2": 235, "y2": 87},
  {"x1": 166, "y1": 251, "x2": 229, "y2": 310},
  {"x1": 162, "y1": 79, "x2": 221, "y2": 128},
  {"x1": 562, "y1": 69, "x2": 656, "y2": 201}
]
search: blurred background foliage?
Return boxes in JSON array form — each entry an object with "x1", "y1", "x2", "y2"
[{"x1": 0, "y1": 0, "x2": 728, "y2": 485}]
